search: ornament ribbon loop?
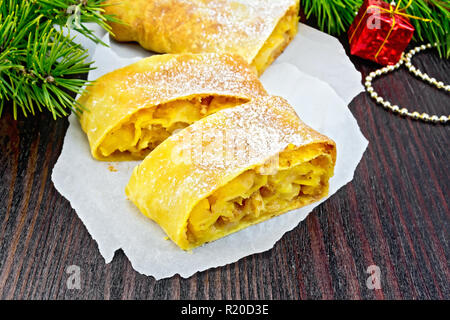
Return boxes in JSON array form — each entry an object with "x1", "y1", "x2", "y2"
[{"x1": 380, "y1": 0, "x2": 432, "y2": 22}]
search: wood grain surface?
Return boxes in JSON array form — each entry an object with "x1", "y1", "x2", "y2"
[{"x1": 0, "y1": 34, "x2": 448, "y2": 300}]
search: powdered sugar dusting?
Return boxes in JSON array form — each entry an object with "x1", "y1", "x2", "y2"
[
  {"x1": 183, "y1": 0, "x2": 296, "y2": 52},
  {"x1": 80, "y1": 53, "x2": 267, "y2": 150},
  {"x1": 108, "y1": 0, "x2": 298, "y2": 63},
  {"x1": 126, "y1": 53, "x2": 265, "y2": 103},
  {"x1": 162, "y1": 96, "x2": 324, "y2": 196}
]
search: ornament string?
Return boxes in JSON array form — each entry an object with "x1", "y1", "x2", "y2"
[{"x1": 364, "y1": 43, "x2": 449, "y2": 124}]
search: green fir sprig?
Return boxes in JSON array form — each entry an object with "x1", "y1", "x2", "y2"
[
  {"x1": 406, "y1": 0, "x2": 450, "y2": 58},
  {"x1": 301, "y1": 0, "x2": 450, "y2": 59},
  {"x1": 302, "y1": 0, "x2": 362, "y2": 36},
  {"x1": 0, "y1": 0, "x2": 117, "y2": 119}
]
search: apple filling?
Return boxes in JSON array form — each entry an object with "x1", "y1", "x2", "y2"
[
  {"x1": 251, "y1": 5, "x2": 299, "y2": 75},
  {"x1": 186, "y1": 147, "x2": 334, "y2": 247},
  {"x1": 98, "y1": 96, "x2": 245, "y2": 159}
]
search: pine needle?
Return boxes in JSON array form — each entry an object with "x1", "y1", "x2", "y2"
[{"x1": 0, "y1": 0, "x2": 115, "y2": 119}]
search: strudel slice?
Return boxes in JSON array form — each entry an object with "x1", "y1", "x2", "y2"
[
  {"x1": 125, "y1": 96, "x2": 336, "y2": 250},
  {"x1": 104, "y1": 0, "x2": 300, "y2": 75},
  {"x1": 79, "y1": 53, "x2": 267, "y2": 160}
]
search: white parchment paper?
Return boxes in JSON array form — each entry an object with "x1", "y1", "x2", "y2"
[
  {"x1": 275, "y1": 24, "x2": 364, "y2": 105},
  {"x1": 52, "y1": 24, "x2": 368, "y2": 279}
]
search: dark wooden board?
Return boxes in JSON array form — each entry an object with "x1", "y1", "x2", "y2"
[{"x1": 0, "y1": 35, "x2": 449, "y2": 300}]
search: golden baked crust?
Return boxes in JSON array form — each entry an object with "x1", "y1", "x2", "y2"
[
  {"x1": 104, "y1": 0, "x2": 300, "y2": 74},
  {"x1": 79, "y1": 53, "x2": 267, "y2": 161},
  {"x1": 125, "y1": 96, "x2": 336, "y2": 250}
]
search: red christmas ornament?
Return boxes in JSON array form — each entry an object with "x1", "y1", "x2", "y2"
[{"x1": 348, "y1": 0, "x2": 415, "y2": 66}]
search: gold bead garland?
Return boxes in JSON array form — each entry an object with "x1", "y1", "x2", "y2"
[{"x1": 364, "y1": 43, "x2": 449, "y2": 124}]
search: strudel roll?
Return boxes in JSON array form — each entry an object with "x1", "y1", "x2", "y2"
[
  {"x1": 79, "y1": 53, "x2": 267, "y2": 161},
  {"x1": 125, "y1": 96, "x2": 336, "y2": 250},
  {"x1": 104, "y1": 0, "x2": 300, "y2": 75}
]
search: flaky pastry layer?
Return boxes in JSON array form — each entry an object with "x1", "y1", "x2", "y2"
[
  {"x1": 104, "y1": 0, "x2": 300, "y2": 74},
  {"x1": 125, "y1": 96, "x2": 336, "y2": 250},
  {"x1": 78, "y1": 53, "x2": 267, "y2": 160}
]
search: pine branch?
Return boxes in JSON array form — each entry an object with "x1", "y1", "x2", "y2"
[
  {"x1": 301, "y1": 0, "x2": 363, "y2": 35},
  {"x1": 301, "y1": 0, "x2": 450, "y2": 59},
  {"x1": 406, "y1": 0, "x2": 450, "y2": 58},
  {"x1": 0, "y1": 0, "x2": 116, "y2": 119},
  {"x1": 37, "y1": 0, "x2": 121, "y2": 44}
]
